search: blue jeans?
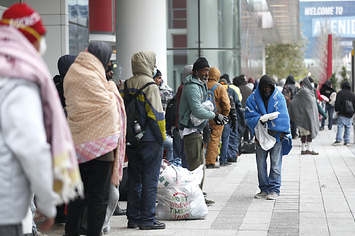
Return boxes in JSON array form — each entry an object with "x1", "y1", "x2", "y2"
[
  {"x1": 227, "y1": 125, "x2": 239, "y2": 159},
  {"x1": 163, "y1": 134, "x2": 173, "y2": 161},
  {"x1": 321, "y1": 103, "x2": 334, "y2": 129},
  {"x1": 255, "y1": 142, "x2": 283, "y2": 194},
  {"x1": 220, "y1": 123, "x2": 231, "y2": 164},
  {"x1": 336, "y1": 115, "x2": 352, "y2": 143},
  {"x1": 126, "y1": 141, "x2": 162, "y2": 226}
]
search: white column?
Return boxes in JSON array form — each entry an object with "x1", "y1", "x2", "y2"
[
  {"x1": 115, "y1": 0, "x2": 167, "y2": 82},
  {"x1": 26, "y1": 0, "x2": 69, "y2": 77}
]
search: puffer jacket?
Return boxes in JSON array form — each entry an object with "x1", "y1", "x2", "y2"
[
  {"x1": 206, "y1": 67, "x2": 230, "y2": 117},
  {"x1": 335, "y1": 81, "x2": 355, "y2": 118},
  {"x1": 120, "y1": 51, "x2": 165, "y2": 145},
  {"x1": 178, "y1": 74, "x2": 215, "y2": 131}
]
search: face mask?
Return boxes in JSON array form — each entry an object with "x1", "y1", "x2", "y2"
[
  {"x1": 311, "y1": 83, "x2": 314, "y2": 88},
  {"x1": 263, "y1": 90, "x2": 272, "y2": 98},
  {"x1": 39, "y1": 37, "x2": 47, "y2": 56}
]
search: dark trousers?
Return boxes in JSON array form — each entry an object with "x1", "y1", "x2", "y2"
[
  {"x1": 290, "y1": 121, "x2": 298, "y2": 138},
  {"x1": 65, "y1": 159, "x2": 111, "y2": 236},
  {"x1": 321, "y1": 103, "x2": 334, "y2": 129},
  {"x1": 0, "y1": 224, "x2": 22, "y2": 236},
  {"x1": 126, "y1": 141, "x2": 162, "y2": 226}
]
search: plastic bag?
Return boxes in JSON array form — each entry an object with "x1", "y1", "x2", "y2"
[
  {"x1": 255, "y1": 121, "x2": 276, "y2": 151},
  {"x1": 156, "y1": 165, "x2": 208, "y2": 220},
  {"x1": 190, "y1": 100, "x2": 214, "y2": 126}
]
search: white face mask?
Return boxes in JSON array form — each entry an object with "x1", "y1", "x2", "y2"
[
  {"x1": 311, "y1": 83, "x2": 314, "y2": 88},
  {"x1": 39, "y1": 37, "x2": 47, "y2": 56}
]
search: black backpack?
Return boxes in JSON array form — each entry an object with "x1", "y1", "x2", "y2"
[
  {"x1": 165, "y1": 94, "x2": 178, "y2": 126},
  {"x1": 123, "y1": 80, "x2": 156, "y2": 147},
  {"x1": 345, "y1": 100, "x2": 354, "y2": 115}
]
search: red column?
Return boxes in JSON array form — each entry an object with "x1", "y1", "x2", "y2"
[
  {"x1": 327, "y1": 34, "x2": 332, "y2": 80},
  {"x1": 89, "y1": 0, "x2": 115, "y2": 33}
]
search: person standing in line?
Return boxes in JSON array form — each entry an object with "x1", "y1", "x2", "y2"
[
  {"x1": 120, "y1": 51, "x2": 166, "y2": 230},
  {"x1": 288, "y1": 77, "x2": 319, "y2": 155},
  {"x1": 245, "y1": 75, "x2": 291, "y2": 200},
  {"x1": 178, "y1": 57, "x2": 227, "y2": 204},
  {"x1": 64, "y1": 41, "x2": 126, "y2": 236},
  {"x1": 282, "y1": 75, "x2": 299, "y2": 139},
  {"x1": 205, "y1": 67, "x2": 230, "y2": 168},
  {"x1": 153, "y1": 69, "x2": 174, "y2": 162},
  {"x1": 0, "y1": 3, "x2": 82, "y2": 235},
  {"x1": 333, "y1": 81, "x2": 355, "y2": 146},
  {"x1": 320, "y1": 80, "x2": 337, "y2": 130}
]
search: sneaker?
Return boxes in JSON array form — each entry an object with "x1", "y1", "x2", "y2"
[
  {"x1": 332, "y1": 141, "x2": 342, "y2": 146},
  {"x1": 127, "y1": 221, "x2": 139, "y2": 229},
  {"x1": 305, "y1": 150, "x2": 319, "y2": 155},
  {"x1": 266, "y1": 192, "x2": 279, "y2": 200},
  {"x1": 254, "y1": 191, "x2": 268, "y2": 199},
  {"x1": 206, "y1": 164, "x2": 219, "y2": 169},
  {"x1": 227, "y1": 157, "x2": 237, "y2": 162},
  {"x1": 205, "y1": 198, "x2": 215, "y2": 206},
  {"x1": 319, "y1": 127, "x2": 324, "y2": 131},
  {"x1": 344, "y1": 142, "x2": 350, "y2": 146},
  {"x1": 139, "y1": 221, "x2": 165, "y2": 230},
  {"x1": 113, "y1": 206, "x2": 127, "y2": 216},
  {"x1": 220, "y1": 162, "x2": 232, "y2": 166},
  {"x1": 203, "y1": 192, "x2": 207, "y2": 197}
]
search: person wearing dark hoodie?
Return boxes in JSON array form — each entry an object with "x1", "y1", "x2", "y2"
[
  {"x1": 333, "y1": 81, "x2": 355, "y2": 145},
  {"x1": 206, "y1": 67, "x2": 230, "y2": 168},
  {"x1": 283, "y1": 75, "x2": 299, "y2": 139},
  {"x1": 288, "y1": 77, "x2": 319, "y2": 155},
  {"x1": 245, "y1": 75, "x2": 291, "y2": 200},
  {"x1": 53, "y1": 55, "x2": 76, "y2": 109},
  {"x1": 320, "y1": 80, "x2": 337, "y2": 130}
]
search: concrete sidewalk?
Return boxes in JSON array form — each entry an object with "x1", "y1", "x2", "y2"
[{"x1": 47, "y1": 127, "x2": 355, "y2": 236}]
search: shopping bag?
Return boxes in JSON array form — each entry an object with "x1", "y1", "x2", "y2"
[{"x1": 255, "y1": 121, "x2": 276, "y2": 151}]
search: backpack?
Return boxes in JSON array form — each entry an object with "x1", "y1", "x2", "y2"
[
  {"x1": 345, "y1": 100, "x2": 354, "y2": 115},
  {"x1": 165, "y1": 94, "x2": 178, "y2": 126},
  {"x1": 123, "y1": 80, "x2": 156, "y2": 147},
  {"x1": 207, "y1": 83, "x2": 221, "y2": 112}
]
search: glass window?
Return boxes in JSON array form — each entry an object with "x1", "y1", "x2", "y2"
[{"x1": 68, "y1": 0, "x2": 89, "y2": 55}]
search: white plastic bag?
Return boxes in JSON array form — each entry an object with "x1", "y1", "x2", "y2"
[
  {"x1": 190, "y1": 100, "x2": 214, "y2": 126},
  {"x1": 255, "y1": 120, "x2": 276, "y2": 151},
  {"x1": 156, "y1": 165, "x2": 208, "y2": 220}
]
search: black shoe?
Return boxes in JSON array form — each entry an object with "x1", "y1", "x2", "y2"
[
  {"x1": 205, "y1": 198, "x2": 215, "y2": 206},
  {"x1": 127, "y1": 221, "x2": 139, "y2": 229},
  {"x1": 139, "y1": 221, "x2": 165, "y2": 230},
  {"x1": 227, "y1": 157, "x2": 237, "y2": 162},
  {"x1": 206, "y1": 164, "x2": 219, "y2": 169},
  {"x1": 113, "y1": 206, "x2": 127, "y2": 216},
  {"x1": 319, "y1": 127, "x2": 324, "y2": 131},
  {"x1": 220, "y1": 162, "x2": 232, "y2": 166},
  {"x1": 203, "y1": 192, "x2": 207, "y2": 197},
  {"x1": 79, "y1": 226, "x2": 87, "y2": 235}
]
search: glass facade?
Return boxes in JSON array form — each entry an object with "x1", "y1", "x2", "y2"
[
  {"x1": 167, "y1": 0, "x2": 264, "y2": 91},
  {"x1": 68, "y1": 0, "x2": 89, "y2": 55}
]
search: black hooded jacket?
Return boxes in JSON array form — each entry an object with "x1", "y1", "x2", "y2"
[
  {"x1": 53, "y1": 55, "x2": 76, "y2": 108},
  {"x1": 233, "y1": 75, "x2": 252, "y2": 108},
  {"x1": 283, "y1": 75, "x2": 299, "y2": 99},
  {"x1": 335, "y1": 81, "x2": 355, "y2": 118},
  {"x1": 259, "y1": 75, "x2": 276, "y2": 110},
  {"x1": 320, "y1": 80, "x2": 336, "y2": 104}
]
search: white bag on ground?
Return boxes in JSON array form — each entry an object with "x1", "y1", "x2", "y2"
[
  {"x1": 255, "y1": 120, "x2": 276, "y2": 151},
  {"x1": 156, "y1": 165, "x2": 208, "y2": 220}
]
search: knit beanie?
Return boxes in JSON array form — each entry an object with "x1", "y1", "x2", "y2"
[
  {"x1": 193, "y1": 57, "x2": 209, "y2": 72},
  {"x1": 0, "y1": 3, "x2": 46, "y2": 43},
  {"x1": 154, "y1": 69, "x2": 162, "y2": 78},
  {"x1": 220, "y1": 74, "x2": 230, "y2": 83}
]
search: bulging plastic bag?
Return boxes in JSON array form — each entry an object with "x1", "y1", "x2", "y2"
[
  {"x1": 190, "y1": 100, "x2": 214, "y2": 126},
  {"x1": 255, "y1": 121, "x2": 276, "y2": 151},
  {"x1": 156, "y1": 165, "x2": 208, "y2": 220}
]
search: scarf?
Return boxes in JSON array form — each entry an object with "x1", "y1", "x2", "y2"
[
  {"x1": 0, "y1": 26, "x2": 83, "y2": 203},
  {"x1": 288, "y1": 77, "x2": 319, "y2": 139}
]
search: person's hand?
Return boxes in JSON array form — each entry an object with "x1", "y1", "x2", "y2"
[
  {"x1": 34, "y1": 211, "x2": 54, "y2": 232},
  {"x1": 214, "y1": 113, "x2": 228, "y2": 125}
]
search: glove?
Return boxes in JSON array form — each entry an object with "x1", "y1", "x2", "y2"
[{"x1": 214, "y1": 113, "x2": 228, "y2": 125}]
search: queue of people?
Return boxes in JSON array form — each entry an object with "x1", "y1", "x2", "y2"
[{"x1": 2, "y1": 3, "x2": 355, "y2": 236}]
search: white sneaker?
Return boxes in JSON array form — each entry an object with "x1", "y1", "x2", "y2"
[
  {"x1": 254, "y1": 191, "x2": 268, "y2": 199},
  {"x1": 266, "y1": 192, "x2": 279, "y2": 200}
]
